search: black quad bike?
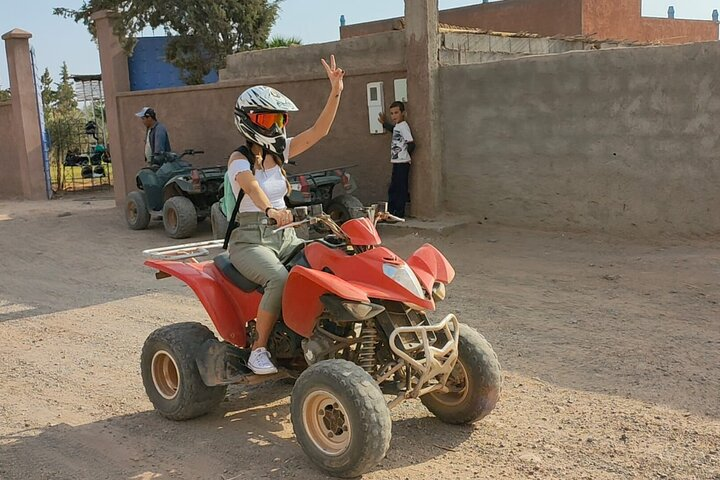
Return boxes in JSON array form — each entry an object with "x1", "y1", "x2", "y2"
[
  {"x1": 210, "y1": 164, "x2": 363, "y2": 239},
  {"x1": 125, "y1": 150, "x2": 227, "y2": 239}
]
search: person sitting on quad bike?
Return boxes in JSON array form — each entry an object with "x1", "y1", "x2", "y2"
[
  {"x1": 227, "y1": 55, "x2": 345, "y2": 375},
  {"x1": 136, "y1": 106, "x2": 171, "y2": 166}
]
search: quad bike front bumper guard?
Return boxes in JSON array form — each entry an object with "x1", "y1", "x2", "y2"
[{"x1": 384, "y1": 314, "x2": 460, "y2": 408}]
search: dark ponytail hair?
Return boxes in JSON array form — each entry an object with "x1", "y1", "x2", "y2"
[{"x1": 248, "y1": 140, "x2": 292, "y2": 195}]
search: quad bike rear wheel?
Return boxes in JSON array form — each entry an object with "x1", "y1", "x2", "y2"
[
  {"x1": 163, "y1": 196, "x2": 198, "y2": 239},
  {"x1": 141, "y1": 322, "x2": 227, "y2": 420},
  {"x1": 126, "y1": 191, "x2": 151, "y2": 230},
  {"x1": 210, "y1": 202, "x2": 228, "y2": 240},
  {"x1": 326, "y1": 194, "x2": 363, "y2": 224},
  {"x1": 421, "y1": 324, "x2": 502, "y2": 424},
  {"x1": 291, "y1": 359, "x2": 391, "y2": 478}
]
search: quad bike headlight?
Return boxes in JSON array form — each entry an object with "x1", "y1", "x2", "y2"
[
  {"x1": 432, "y1": 282, "x2": 446, "y2": 301},
  {"x1": 383, "y1": 263, "x2": 425, "y2": 299},
  {"x1": 341, "y1": 301, "x2": 385, "y2": 320}
]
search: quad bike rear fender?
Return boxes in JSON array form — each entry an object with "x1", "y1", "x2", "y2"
[
  {"x1": 145, "y1": 259, "x2": 253, "y2": 346},
  {"x1": 283, "y1": 266, "x2": 370, "y2": 338}
]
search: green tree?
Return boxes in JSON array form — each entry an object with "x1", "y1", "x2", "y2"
[
  {"x1": 40, "y1": 68, "x2": 55, "y2": 112},
  {"x1": 0, "y1": 87, "x2": 10, "y2": 102},
  {"x1": 55, "y1": 62, "x2": 78, "y2": 114},
  {"x1": 54, "y1": 0, "x2": 282, "y2": 85},
  {"x1": 266, "y1": 35, "x2": 302, "y2": 48},
  {"x1": 44, "y1": 62, "x2": 84, "y2": 189}
]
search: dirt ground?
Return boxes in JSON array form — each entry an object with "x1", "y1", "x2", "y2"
[{"x1": 0, "y1": 192, "x2": 718, "y2": 480}]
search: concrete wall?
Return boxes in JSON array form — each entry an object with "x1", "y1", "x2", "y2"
[
  {"x1": 0, "y1": 101, "x2": 23, "y2": 198},
  {"x1": 114, "y1": 32, "x2": 408, "y2": 205},
  {"x1": 342, "y1": 0, "x2": 718, "y2": 45},
  {"x1": 440, "y1": 41, "x2": 720, "y2": 236}
]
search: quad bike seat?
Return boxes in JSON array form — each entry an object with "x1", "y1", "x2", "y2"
[
  {"x1": 213, "y1": 253, "x2": 263, "y2": 293},
  {"x1": 213, "y1": 243, "x2": 307, "y2": 293}
]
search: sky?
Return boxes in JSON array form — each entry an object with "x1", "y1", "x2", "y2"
[{"x1": 1, "y1": 0, "x2": 719, "y2": 89}]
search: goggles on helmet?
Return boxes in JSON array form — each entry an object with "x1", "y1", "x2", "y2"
[{"x1": 248, "y1": 111, "x2": 289, "y2": 130}]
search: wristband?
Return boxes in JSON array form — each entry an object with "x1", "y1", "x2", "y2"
[{"x1": 265, "y1": 206, "x2": 273, "y2": 216}]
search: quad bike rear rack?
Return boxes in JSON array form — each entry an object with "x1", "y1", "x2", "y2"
[
  {"x1": 143, "y1": 239, "x2": 225, "y2": 261},
  {"x1": 379, "y1": 314, "x2": 460, "y2": 409}
]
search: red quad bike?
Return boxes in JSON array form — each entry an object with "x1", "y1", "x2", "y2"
[{"x1": 141, "y1": 202, "x2": 502, "y2": 478}]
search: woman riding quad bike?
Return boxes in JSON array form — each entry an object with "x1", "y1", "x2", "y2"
[
  {"x1": 139, "y1": 55, "x2": 502, "y2": 478},
  {"x1": 142, "y1": 204, "x2": 502, "y2": 478}
]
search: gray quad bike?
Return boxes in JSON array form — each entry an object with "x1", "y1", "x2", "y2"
[
  {"x1": 210, "y1": 164, "x2": 363, "y2": 240},
  {"x1": 125, "y1": 150, "x2": 227, "y2": 239}
]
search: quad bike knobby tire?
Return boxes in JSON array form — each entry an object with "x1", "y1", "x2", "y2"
[
  {"x1": 326, "y1": 195, "x2": 363, "y2": 224},
  {"x1": 126, "y1": 191, "x2": 151, "y2": 230},
  {"x1": 141, "y1": 322, "x2": 227, "y2": 420},
  {"x1": 421, "y1": 324, "x2": 502, "y2": 424},
  {"x1": 210, "y1": 202, "x2": 229, "y2": 240},
  {"x1": 163, "y1": 196, "x2": 198, "y2": 239},
  {"x1": 290, "y1": 359, "x2": 391, "y2": 478}
]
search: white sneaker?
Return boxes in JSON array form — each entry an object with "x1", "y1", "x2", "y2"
[{"x1": 247, "y1": 347, "x2": 278, "y2": 375}]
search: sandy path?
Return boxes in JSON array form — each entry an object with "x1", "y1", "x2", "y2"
[{"x1": 0, "y1": 195, "x2": 718, "y2": 479}]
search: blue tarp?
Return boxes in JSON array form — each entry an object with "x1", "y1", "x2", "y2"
[{"x1": 128, "y1": 36, "x2": 218, "y2": 91}]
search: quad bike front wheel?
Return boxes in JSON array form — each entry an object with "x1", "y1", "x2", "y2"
[
  {"x1": 163, "y1": 196, "x2": 198, "y2": 239},
  {"x1": 291, "y1": 359, "x2": 391, "y2": 478},
  {"x1": 141, "y1": 322, "x2": 227, "y2": 421},
  {"x1": 421, "y1": 324, "x2": 502, "y2": 424},
  {"x1": 126, "y1": 191, "x2": 151, "y2": 230}
]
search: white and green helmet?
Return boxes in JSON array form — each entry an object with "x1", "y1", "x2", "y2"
[{"x1": 234, "y1": 85, "x2": 299, "y2": 156}]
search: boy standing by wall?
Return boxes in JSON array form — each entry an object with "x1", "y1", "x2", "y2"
[{"x1": 379, "y1": 101, "x2": 415, "y2": 217}]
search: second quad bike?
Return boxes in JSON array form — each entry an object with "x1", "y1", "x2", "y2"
[
  {"x1": 125, "y1": 150, "x2": 226, "y2": 239},
  {"x1": 141, "y1": 202, "x2": 502, "y2": 478},
  {"x1": 210, "y1": 164, "x2": 362, "y2": 240}
]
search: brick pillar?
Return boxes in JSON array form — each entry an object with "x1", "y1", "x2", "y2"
[
  {"x1": 91, "y1": 10, "x2": 130, "y2": 206},
  {"x1": 405, "y1": 0, "x2": 442, "y2": 219},
  {"x1": 2, "y1": 29, "x2": 47, "y2": 200}
]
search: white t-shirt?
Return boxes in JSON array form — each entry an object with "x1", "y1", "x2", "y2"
[
  {"x1": 391, "y1": 121, "x2": 413, "y2": 164},
  {"x1": 228, "y1": 138, "x2": 292, "y2": 213}
]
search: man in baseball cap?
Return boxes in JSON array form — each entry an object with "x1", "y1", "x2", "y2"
[{"x1": 136, "y1": 106, "x2": 171, "y2": 164}]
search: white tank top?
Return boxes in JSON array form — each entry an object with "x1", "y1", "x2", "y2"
[{"x1": 227, "y1": 139, "x2": 291, "y2": 213}]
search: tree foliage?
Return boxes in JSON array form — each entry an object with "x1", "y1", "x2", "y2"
[
  {"x1": 54, "y1": 0, "x2": 282, "y2": 85},
  {"x1": 0, "y1": 89, "x2": 10, "y2": 102},
  {"x1": 43, "y1": 63, "x2": 85, "y2": 188},
  {"x1": 40, "y1": 68, "x2": 56, "y2": 110},
  {"x1": 266, "y1": 35, "x2": 301, "y2": 48}
]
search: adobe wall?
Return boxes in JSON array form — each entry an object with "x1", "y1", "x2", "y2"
[
  {"x1": 115, "y1": 32, "x2": 408, "y2": 205},
  {"x1": 583, "y1": 0, "x2": 718, "y2": 43},
  {"x1": 342, "y1": 0, "x2": 585, "y2": 39},
  {"x1": 440, "y1": 0, "x2": 584, "y2": 37},
  {"x1": 0, "y1": 101, "x2": 23, "y2": 198},
  {"x1": 440, "y1": 41, "x2": 720, "y2": 236},
  {"x1": 342, "y1": 0, "x2": 718, "y2": 45}
]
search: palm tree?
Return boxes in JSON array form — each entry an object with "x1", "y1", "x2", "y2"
[{"x1": 265, "y1": 35, "x2": 302, "y2": 48}]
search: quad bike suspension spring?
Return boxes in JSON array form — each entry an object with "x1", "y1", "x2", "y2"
[{"x1": 358, "y1": 320, "x2": 379, "y2": 373}]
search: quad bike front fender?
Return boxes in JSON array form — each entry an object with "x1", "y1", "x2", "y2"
[
  {"x1": 406, "y1": 244, "x2": 456, "y2": 294},
  {"x1": 283, "y1": 266, "x2": 370, "y2": 338},
  {"x1": 145, "y1": 259, "x2": 249, "y2": 346}
]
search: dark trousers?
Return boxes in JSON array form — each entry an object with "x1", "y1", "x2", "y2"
[{"x1": 388, "y1": 162, "x2": 410, "y2": 217}]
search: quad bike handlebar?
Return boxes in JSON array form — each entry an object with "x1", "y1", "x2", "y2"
[
  {"x1": 149, "y1": 149, "x2": 204, "y2": 167},
  {"x1": 143, "y1": 202, "x2": 404, "y2": 261},
  {"x1": 181, "y1": 149, "x2": 204, "y2": 156},
  {"x1": 270, "y1": 202, "x2": 403, "y2": 236}
]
